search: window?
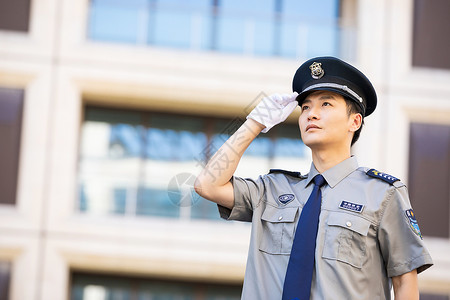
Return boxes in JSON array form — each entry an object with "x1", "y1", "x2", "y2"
[
  {"x1": 0, "y1": 87, "x2": 24, "y2": 205},
  {"x1": 87, "y1": 0, "x2": 349, "y2": 59},
  {"x1": 70, "y1": 271, "x2": 242, "y2": 300},
  {"x1": 78, "y1": 106, "x2": 308, "y2": 220},
  {"x1": 0, "y1": 0, "x2": 31, "y2": 32},
  {"x1": 0, "y1": 261, "x2": 11, "y2": 300},
  {"x1": 412, "y1": 0, "x2": 450, "y2": 69},
  {"x1": 408, "y1": 122, "x2": 450, "y2": 238}
]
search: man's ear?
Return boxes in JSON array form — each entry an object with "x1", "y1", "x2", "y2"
[{"x1": 349, "y1": 113, "x2": 362, "y2": 132}]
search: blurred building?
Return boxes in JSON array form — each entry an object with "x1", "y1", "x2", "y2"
[{"x1": 0, "y1": 0, "x2": 449, "y2": 299}]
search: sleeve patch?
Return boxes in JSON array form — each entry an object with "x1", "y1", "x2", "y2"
[
  {"x1": 366, "y1": 168, "x2": 400, "y2": 184},
  {"x1": 406, "y1": 209, "x2": 423, "y2": 239}
]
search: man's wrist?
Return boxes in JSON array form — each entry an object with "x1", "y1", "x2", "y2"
[{"x1": 245, "y1": 118, "x2": 266, "y2": 134}]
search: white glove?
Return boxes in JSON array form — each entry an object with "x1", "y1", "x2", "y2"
[{"x1": 247, "y1": 92, "x2": 298, "y2": 133}]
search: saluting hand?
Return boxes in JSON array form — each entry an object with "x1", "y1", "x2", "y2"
[{"x1": 247, "y1": 92, "x2": 298, "y2": 133}]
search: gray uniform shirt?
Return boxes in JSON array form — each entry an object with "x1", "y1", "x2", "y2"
[{"x1": 219, "y1": 156, "x2": 433, "y2": 300}]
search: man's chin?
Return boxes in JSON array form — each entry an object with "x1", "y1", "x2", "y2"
[{"x1": 302, "y1": 137, "x2": 323, "y2": 149}]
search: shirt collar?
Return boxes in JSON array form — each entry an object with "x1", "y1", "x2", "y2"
[{"x1": 305, "y1": 156, "x2": 359, "y2": 188}]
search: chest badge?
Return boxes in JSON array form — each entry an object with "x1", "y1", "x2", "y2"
[
  {"x1": 339, "y1": 200, "x2": 364, "y2": 213},
  {"x1": 278, "y1": 194, "x2": 295, "y2": 205}
]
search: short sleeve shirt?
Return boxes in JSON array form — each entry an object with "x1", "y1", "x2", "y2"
[{"x1": 219, "y1": 156, "x2": 433, "y2": 300}]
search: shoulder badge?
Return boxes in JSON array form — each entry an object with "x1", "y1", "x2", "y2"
[
  {"x1": 406, "y1": 209, "x2": 423, "y2": 239},
  {"x1": 269, "y1": 169, "x2": 302, "y2": 178},
  {"x1": 366, "y1": 169, "x2": 399, "y2": 185}
]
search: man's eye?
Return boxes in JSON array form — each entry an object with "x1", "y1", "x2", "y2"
[
  {"x1": 302, "y1": 105, "x2": 309, "y2": 110},
  {"x1": 323, "y1": 102, "x2": 331, "y2": 106}
]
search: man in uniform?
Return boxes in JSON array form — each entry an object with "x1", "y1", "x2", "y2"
[{"x1": 194, "y1": 57, "x2": 433, "y2": 300}]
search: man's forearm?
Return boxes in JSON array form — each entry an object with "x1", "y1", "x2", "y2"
[
  {"x1": 392, "y1": 270, "x2": 419, "y2": 300},
  {"x1": 194, "y1": 92, "x2": 298, "y2": 208},
  {"x1": 196, "y1": 119, "x2": 264, "y2": 188}
]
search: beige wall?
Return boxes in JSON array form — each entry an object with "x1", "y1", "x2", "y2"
[{"x1": 0, "y1": 0, "x2": 450, "y2": 299}]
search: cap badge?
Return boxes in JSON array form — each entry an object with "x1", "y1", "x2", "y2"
[{"x1": 309, "y1": 62, "x2": 324, "y2": 79}]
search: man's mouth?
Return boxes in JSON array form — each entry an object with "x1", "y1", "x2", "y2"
[{"x1": 306, "y1": 124, "x2": 321, "y2": 132}]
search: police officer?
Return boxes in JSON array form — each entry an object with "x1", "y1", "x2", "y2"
[{"x1": 194, "y1": 57, "x2": 433, "y2": 300}]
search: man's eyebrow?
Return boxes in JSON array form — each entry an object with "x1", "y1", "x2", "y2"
[{"x1": 301, "y1": 99, "x2": 312, "y2": 105}]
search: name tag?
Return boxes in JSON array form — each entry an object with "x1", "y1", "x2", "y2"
[{"x1": 339, "y1": 200, "x2": 364, "y2": 213}]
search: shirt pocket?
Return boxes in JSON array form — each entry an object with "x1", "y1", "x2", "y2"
[
  {"x1": 322, "y1": 212, "x2": 371, "y2": 268},
  {"x1": 259, "y1": 206, "x2": 299, "y2": 255}
]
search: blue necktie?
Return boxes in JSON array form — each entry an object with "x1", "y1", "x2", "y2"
[{"x1": 282, "y1": 174, "x2": 326, "y2": 300}]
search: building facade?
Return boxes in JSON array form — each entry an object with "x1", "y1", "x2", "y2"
[{"x1": 0, "y1": 0, "x2": 449, "y2": 299}]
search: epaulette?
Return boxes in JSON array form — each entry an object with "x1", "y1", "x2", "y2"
[
  {"x1": 269, "y1": 169, "x2": 303, "y2": 178},
  {"x1": 366, "y1": 168, "x2": 400, "y2": 185}
]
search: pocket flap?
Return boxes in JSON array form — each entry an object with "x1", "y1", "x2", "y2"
[
  {"x1": 261, "y1": 206, "x2": 298, "y2": 223},
  {"x1": 327, "y1": 212, "x2": 371, "y2": 236}
]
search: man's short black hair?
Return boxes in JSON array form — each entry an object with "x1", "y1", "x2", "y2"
[{"x1": 344, "y1": 97, "x2": 364, "y2": 146}]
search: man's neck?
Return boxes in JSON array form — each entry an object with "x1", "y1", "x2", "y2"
[{"x1": 310, "y1": 145, "x2": 352, "y2": 173}]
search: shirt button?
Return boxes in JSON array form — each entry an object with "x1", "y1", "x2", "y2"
[
  {"x1": 278, "y1": 216, "x2": 283, "y2": 221},
  {"x1": 346, "y1": 221, "x2": 352, "y2": 227}
]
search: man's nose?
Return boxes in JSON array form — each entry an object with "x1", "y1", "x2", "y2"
[{"x1": 307, "y1": 106, "x2": 320, "y2": 120}]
